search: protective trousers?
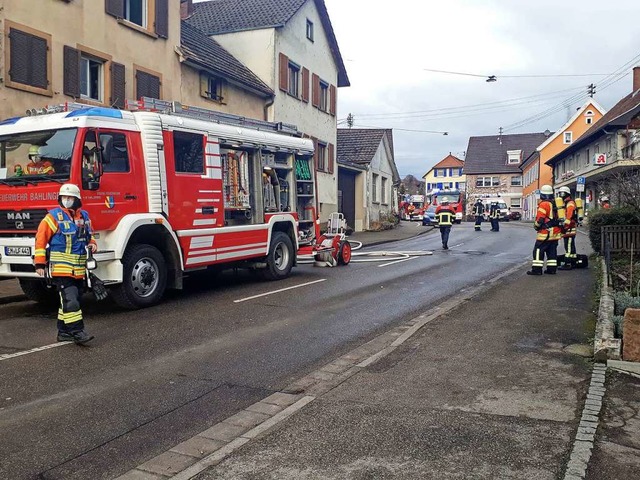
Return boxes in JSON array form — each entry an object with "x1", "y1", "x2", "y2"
[
  {"x1": 563, "y1": 235, "x2": 577, "y2": 265},
  {"x1": 491, "y1": 217, "x2": 499, "y2": 231},
  {"x1": 474, "y1": 215, "x2": 482, "y2": 231},
  {"x1": 440, "y1": 226, "x2": 451, "y2": 248},
  {"x1": 53, "y1": 277, "x2": 85, "y2": 334},
  {"x1": 531, "y1": 240, "x2": 558, "y2": 274}
]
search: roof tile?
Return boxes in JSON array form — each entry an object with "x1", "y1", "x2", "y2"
[{"x1": 464, "y1": 133, "x2": 549, "y2": 175}]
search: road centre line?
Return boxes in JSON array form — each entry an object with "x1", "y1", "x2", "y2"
[
  {"x1": 0, "y1": 341, "x2": 72, "y2": 362},
  {"x1": 378, "y1": 257, "x2": 413, "y2": 268},
  {"x1": 233, "y1": 279, "x2": 327, "y2": 303}
]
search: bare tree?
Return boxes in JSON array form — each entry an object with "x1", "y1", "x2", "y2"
[{"x1": 600, "y1": 170, "x2": 640, "y2": 210}]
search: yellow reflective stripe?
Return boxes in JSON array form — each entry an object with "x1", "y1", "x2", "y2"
[
  {"x1": 44, "y1": 215, "x2": 57, "y2": 232},
  {"x1": 34, "y1": 248, "x2": 47, "y2": 256},
  {"x1": 58, "y1": 310, "x2": 83, "y2": 324}
]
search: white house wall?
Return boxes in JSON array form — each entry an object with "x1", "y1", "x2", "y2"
[{"x1": 366, "y1": 140, "x2": 395, "y2": 228}]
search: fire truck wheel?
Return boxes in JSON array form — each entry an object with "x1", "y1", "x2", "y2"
[
  {"x1": 337, "y1": 240, "x2": 352, "y2": 265},
  {"x1": 112, "y1": 244, "x2": 167, "y2": 309},
  {"x1": 262, "y1": 232, "x2": 294, "y2": 280},
  {"x1": 19, "y1": 279, "x2": 58, "y2": 308}
]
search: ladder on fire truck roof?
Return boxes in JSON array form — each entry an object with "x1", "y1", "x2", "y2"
[
  {"x1": 27, "y1": 97, "x2": 300, "y2": 136},
  {"x1": 126, "y1": 97, "x2": 300, "y2": 135}
]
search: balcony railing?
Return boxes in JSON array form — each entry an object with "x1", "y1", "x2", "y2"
[{"x1": 622, "y1": 140, "x2": 640, "y2": 160}]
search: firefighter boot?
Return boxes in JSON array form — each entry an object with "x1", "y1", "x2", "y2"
[
  {"x1": 526, "y1": 267, "x2": 543, "y2": 276},
  {"x1": 72, "y1": 330, "x2": 95, "y2": 345},
  {"x1": 544, "y1": 267, "x2": 557, "y2": 275}
]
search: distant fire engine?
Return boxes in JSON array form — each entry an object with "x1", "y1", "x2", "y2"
[
  {"x1": 399, "y1": 195, "x2": 426, "y2": 221},
  {"x1": 0, "y1": 98, "x2": 319, "y2": 308},
  {"x1": 429, "y1": 188, "x2": 463, "y2": 224}
]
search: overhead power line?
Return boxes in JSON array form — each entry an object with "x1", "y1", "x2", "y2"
[{"x1": 423, "y1": 68, "x2": 615, "y2": 79}]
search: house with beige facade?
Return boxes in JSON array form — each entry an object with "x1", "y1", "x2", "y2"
[
  {"x1": 337, "y1": 129, "x2": 400, "y2": 231},
  {"x1": 422, "y1": 154, "x2": 465, "y2": 197},
  {"x1": 186, "y1": 0, "x2": 350, "y2": 224},
  {"x1": 0, "y1": 0, "x2": 273, "y2": 121}
]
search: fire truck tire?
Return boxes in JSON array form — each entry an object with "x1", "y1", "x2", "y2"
[
  {"x1": 262, "y1": 232, "x2": 294, "y2": 280},
  {"x1": 337, "y1": 240, "x2": 352, "y2": 265},
  {"x1": 18, "y1": 279, "x2": 58, "y2": 307},
  {"x1": 112, "y1": 244, "x2": 167, "y2": 309}
]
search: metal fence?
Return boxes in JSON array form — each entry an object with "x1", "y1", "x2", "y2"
[{"x1": 601, "y1": 225, "x2": 640, "y2": 286}]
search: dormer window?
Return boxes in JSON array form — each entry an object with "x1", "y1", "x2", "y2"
[
  {"x1": 564, "y1": 132, "x2": 573, "y2": 144},
  {"x1": 507, "y1": 149, "x2": 522, "y2": 164}
]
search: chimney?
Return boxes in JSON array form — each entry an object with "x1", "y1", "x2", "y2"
[
  {"x1": 634, "y1": 66, "x2": 640, "y2": 93},
  {"x1": 181, "y1": 0, "x2": 194, "y2": 20}
]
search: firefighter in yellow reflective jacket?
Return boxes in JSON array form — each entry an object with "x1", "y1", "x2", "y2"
[
  {"x1": 472, "y1": 199, "x2": 484, "y2": 231},
  {"x1": 557, "y1": 186, "x2": 578, "y2": 270},
  {"x1": 34, "y1": 184, "x2": 97, "y2": 344},
  {"x1": 435, "y1": 200, "x2": 455, "y2": 250},
  {"x1": 527, "y1": 185, "x2": 562, "y2": 275}
]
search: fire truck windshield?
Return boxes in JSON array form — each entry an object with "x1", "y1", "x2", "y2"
[
  {"x1": 436, "y1": 190, "x2": 461, "y2": 204},
  {"x1": 0, "y1": 128, "x2": 76, "y2": 183}
]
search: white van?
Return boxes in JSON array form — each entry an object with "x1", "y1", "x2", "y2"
[{"x1": 483, "y1": 200, "x2": 510, "y2": 221}]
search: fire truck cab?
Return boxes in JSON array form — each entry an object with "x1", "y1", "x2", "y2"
[
  {"x1": 400, "y1": 195, "x2": 425, "y2": 221},
  {"x1": 430, "y1": 188, "x2": 463, "y2": 224},
  {"x1": 0, "y1": 99, "x2": 315, "y2": 309}
]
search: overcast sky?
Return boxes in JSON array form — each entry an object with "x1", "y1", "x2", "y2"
[{"x1": 325, "y1": 0, "x2": 640, "y2": 178}]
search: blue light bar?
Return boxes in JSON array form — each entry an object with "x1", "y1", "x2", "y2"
[
  {"x1": 66, "y1": 108, "x2": 123, "y2": 119},
  {"x1": 0, "y1": 116, "x2": 22, "y2": 126}
]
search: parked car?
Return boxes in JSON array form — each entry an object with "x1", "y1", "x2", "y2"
[
  {"x1": 422, "y1": 204, "x2": 438, "y2": 226},
  {"x1": 508, "y1": 210, "x2": 522, "y2": 221}
]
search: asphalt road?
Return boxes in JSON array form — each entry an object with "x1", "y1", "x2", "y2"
[{"x1": 0, "y1": 222, "x2": 534, "y2": 479}]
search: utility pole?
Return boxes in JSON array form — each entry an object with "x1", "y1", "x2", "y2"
[
  {"x1": 346, "y1": 113, "x2": 354, "y2": 129},
  {"x1": 498, "y1": 127, "x2": 503, "y2": 145},
  {"x1": 587, "y1": 83, "x2": 596, "y2": 98}
]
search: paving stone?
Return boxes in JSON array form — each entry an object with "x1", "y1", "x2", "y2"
[
  {"x1": 137, "y1": 451, "x2": 197, "y2": 476},
  {"x1": 579, "y1": 420, "x2": 598, "y2": 429},
  {"x1": 170, "y1": 436, "x2": 226, "y2": 458},
  {"x1": 589, "y1": 386, "x2": 606, "y2": 394},
  {"x1": 246, "y1": 401, "x2": 284, "y2": 416},
  {"x1": 589, "y1": 380, "x2": 605, "y2": 388},
  {"x1": 564, "y1": 474, "x2": 584, "y2": 480},
  {"x1": 320, "y1": 362, "x2": 353, "y2": 374},
  {"x1": 581, "y1": 413, "x2": 599, "y2": 422},
  {"x1": 262, "y1": 392, "x2": 301, "y2": 407},
  {"x1": 586, "y1": 393, "x2": 603, "y2": 400},
  {"x1": 199, "y1": 422, "x2": 248, "y2": 442},
  {"x1": 224, "y1": 410, "x2": 270, "y2": 429},
  {"x1": 308, "y1": 370, "x2": 337, "y2": 381},
  {"x1": 114, "y1": 470, "x2": 169, "y2": 480},
  {"x1": 572, "y1": 440, "x2": 593, "y2": 453},
  {"x1": 585, "y1": 399, "x2": 602, "y2": 407},
  {"x1": 578, "y1": 426, "x2": 597, "y2": 435},
  {"x1": 576, "y1": 432, "x2": 595, "y2": 442},
  {"x1": 591, "y1": 374, "x2": 606, "y2": 381}
]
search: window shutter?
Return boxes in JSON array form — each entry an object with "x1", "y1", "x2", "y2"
[
  {"x1": 63, "y1": 45, "x2": 81, "y2": 97},
  {"x1": 105, "y1": 0, "x2": 125, "y2": 18},
  {"x1": 279, "y1": 53, "x2": 289, "y2": 92},
  {"x1": 311, "y1": 73, "x2": 320, "y2": 107},
  {"x1": 110, "y1": 62, "x2": 126, "y2": 108},
  {"x1": 9, "y1": 28, "x2": 48, "y2": 89},
  {"x1": 328, "y1": 143, "x2": 335, "y2": 174},
  {"x1": 329, "y1": 85, "x2": 336, "y2": 116},
  {"x1": 155, "y1": 0, "x2": 169, "y2": 38},
  {"x1": 136, "y1": 70, "x2": 161, "y2": 99},
  {"x1": 301, "y1": 67, "x2": 310, "y2": 103},
  {"x1": 311, "y1": 136, "x2": 318, "y2": 171},
  {"x1": 434, "y1": 169, "x2": 437, "y2": 177}
]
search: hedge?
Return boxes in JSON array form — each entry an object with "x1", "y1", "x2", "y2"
[{"x1": 588, "y1": 206, "x2": 640, "y2": 253}]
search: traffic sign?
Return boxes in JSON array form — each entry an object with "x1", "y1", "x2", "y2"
[
  {"x1": 576, "y1": 183, "x2": 585, "y2": 192},
  {"x1": 577, "y1": 176, "x2": 586, "y2": 185}
]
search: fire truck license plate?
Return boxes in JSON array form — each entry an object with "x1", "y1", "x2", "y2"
[{"x1": 5, "y1": 246, "x2": 31, "y2": 256}]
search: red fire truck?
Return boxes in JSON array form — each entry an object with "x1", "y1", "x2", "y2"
[
  {"x1": 399, "y1": 195, "x2": 426, "y2": 221},
  {"x1": 0, "y1": 98, "x2": 317, "y2": 308},
  {"x1": 430, "y1": 188, "x2": 463, "y2": 224}
]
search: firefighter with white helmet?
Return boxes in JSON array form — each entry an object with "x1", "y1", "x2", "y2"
[
  {"x1": 34, "y1": 183, "x2": 97, "y2": 344},
  {"x1": 527, "y1": 184, "x2": 562, "y2": 275},
  {"x1": 557, "y1": 186, "x2": 578, "y2": 270},
  {"x1": 435, "y1": 199, "x2": 456, "y2": 249}
]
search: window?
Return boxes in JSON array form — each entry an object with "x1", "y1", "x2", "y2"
[
  {"x1": 80, "y1": 55, "x2": 104, "y2": 102},
  {"x1": 173, "y1": 131, "x2": 204, "y2": 174},
  {"x1": 564, "y1": 132, "x2": 573, "y2": 144},
  {"x1": 372, "y1": 173, "x2": 379, "y2": 203},
  {"x1": 510, "y1": 197, "x2": 522, "y2": 208},
  {"x1": 586, "y1": 117, "x2": 593, "y2": 125},
  {"x1": 135, "y1": 66, "x2": 161, "y2": 99},
  {"x1": 381, "y1": 177, "x2": 388, "y2": 204},
  {"x1": 100, "y1": 132, "x2": 130, "y2": 173},
  {"x1": 510, "y1": 175, "x2": 522, "y2": 186},
  {"x1": 585, "y1": 110, "x2": 594, "y2": 124},
  {"x1": 5, "y1": 21, "x2": 52, "y2": 95},
  {"x1": 125, "y1": 0, "x2": 147, "y2": 28},
  {"x1": 507, "y1": 150, "x2": 522, "y2": 164},
  {"x1": 201, "y1": 73, "x2": 224, "y2": 102},
  {"x1": 586, "y1": 148, "x2": 590, "y2": 166},
  {"x1": 306, "y1": 19, "x2": 314, "y2": 42},
  {"x1": 288, "y1": 62, "x2": 300, "y2": 97},
  {"x1": 476, "y1": 176, "x2": 499, "y2": 187},
  {"x1": 316, "y1": 142, "x2": 327, "y2": 171},
  {"x1": 319, "y1": 80, "x2": 329, "y2": 112}
]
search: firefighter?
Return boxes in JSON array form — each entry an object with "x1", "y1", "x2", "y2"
[
  {"x1": 558, "y1": 186, "x2": 578, "y2": 270},
  {"x1": 472, "y1": 199, "x2": 484, "y2": 231},
  {"x1": 435, "y1": 199, "x2": 455, "y2": 249},
  {"x1": 601, "y1": 196, "x2": 611, "y2": 209},
  {"x1": 489, "y1": 200, "x2": 500, "y2": 232},
  {"x1": 26, "y1": 145, "x2": 55, "y2": 175},
  {"x1": 527, "y1": 184, "x2": 562, "y2": 275},
  {"x1": 34, "y1": 184, "x2": 97, "y2": 344}
]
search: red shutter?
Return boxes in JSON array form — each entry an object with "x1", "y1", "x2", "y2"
[
  {"x1": 105, "y1": 0, "x2": 125, "y2": 18},
  {"x1": 63, "y1": 46, "x2": 81, "y2": 98},
  {"x1": 155, "y1": 0, "x2": 169, "y2": 38},
  {"x1": 301, "y1": 67, "x2": 310, "y2": 103},
  {"x1": 328, "y1": 143, "x2": 335, "y2": 174},
  {"x1": 279, "y1": 53, "x2": 289, "y2": 92},
  {"x1": 110, "y1": 62, "x2": 126, "y2": 108},
  {"x1": 311, "y1": 73, "x2": 319, "y2": 107},
  {"x1": 329, "y1": 85, "x2": 337, "y2": 116}
]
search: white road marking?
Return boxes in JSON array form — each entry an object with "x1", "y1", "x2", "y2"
[
  {"x1": 233, "y1": 279, "x2": 327, "y2": 303},
  {"x1": 0, "y1": 341, "x2": 72, "y2": 362},
  {"x1": 378, "y1": 257, "x2": 413, "y2": 268}
]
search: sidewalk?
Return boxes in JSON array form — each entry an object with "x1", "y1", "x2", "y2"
[{"x1": 184, "y1": 257, "x2": 639, "y2": 479}]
